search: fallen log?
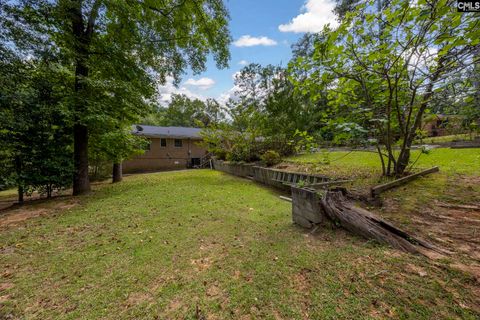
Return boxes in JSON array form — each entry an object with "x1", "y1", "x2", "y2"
[
  {"x1": 370, "y1": 166, "x2": 439, "y2": 198},
  {"x1": 320, "y1": 189, "x2": 446, "y2": 256}
]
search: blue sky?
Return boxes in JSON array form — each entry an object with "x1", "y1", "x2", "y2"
[{"x1": 158, "y1": 0, "x2": 338, "y2": 104}]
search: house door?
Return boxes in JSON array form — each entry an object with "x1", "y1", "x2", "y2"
[{"x1": 191, "y1": 158, "x2": 201, "y2": 167}]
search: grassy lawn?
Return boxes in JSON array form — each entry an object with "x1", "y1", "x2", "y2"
[
  {"x1": 414, "y1": 133, "x2": 478, "y2": 145},
  {"x1": 283, "y1": 148, "x2": 480, "y2": 273},
  {"x1": 284, "y1": 148, "x2": 480, "y2": 178},
  {"x1": 0, "y1": 170, "x2": 478, "y2": 319}
]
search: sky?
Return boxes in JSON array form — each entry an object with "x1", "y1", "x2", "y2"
[{"x1": 158, "y1": 0, "x2": 338, "y2": 105}]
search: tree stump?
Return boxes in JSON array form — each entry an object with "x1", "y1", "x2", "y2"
[{"x1": 320, "y1": 189, "x2": 445, "y2": 255}]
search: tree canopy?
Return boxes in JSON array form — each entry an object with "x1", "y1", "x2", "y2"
[{"x1": 1, "y1": 0, "x2": 231, "y2": 195}]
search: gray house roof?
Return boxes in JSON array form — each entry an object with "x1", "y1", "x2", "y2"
[{"x1": 132, "y1": 125, "x2": 203, "y2": 140}]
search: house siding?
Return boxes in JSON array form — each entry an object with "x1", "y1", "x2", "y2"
[{"x1": 122, "y1": 137, "x2": 207, "y2": 173}]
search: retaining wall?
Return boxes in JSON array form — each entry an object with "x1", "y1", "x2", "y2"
[
  {"x1": 211, "y1": 160, "x2": 256, "y2": 178},
  {"x1": 212, "y1": 160, "x2": 329, "y2": 191},
  {"x1": 291, "y1": 186, "x2": 324, "y2": 228},
  {"x1": 212, "y1": 160, "x2": 328, "y2": 228}
]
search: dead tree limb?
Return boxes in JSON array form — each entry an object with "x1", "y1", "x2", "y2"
[
  {"x1": 370, "y1": 166, "x2": 439, "y2": 198},
  {"x1": 321, "y1": 190, "x2": 447, "y2": 256}
]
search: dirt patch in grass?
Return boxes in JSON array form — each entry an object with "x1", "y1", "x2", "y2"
[
  {"x1": 279, "y1": 159, "x2": 480, "y2": 287},
  {"x1": 0, "y1": 198, "x2": 79, "y2": 229},
  {"x1": 1, "y1": 170, "x2": 479, "y2": 319},
  {"x1": 0, "y1": 208, "x2": 49, "y2": 228},
  {"x1": 451, "y1": 263, "x2": 480, "y2": 284},
  {"x1": 290, "y1": 268, "x2": 313, "y2": 318},
  {"x1": 0, "y1": 282, "x2": 14, "y2": 292},
  {"x1": 191, "y1": 257, "x2": 213, "y2": 272},
  {"x1": 290, "y1": 269, "x2": 311, "y2": 292},
  {"x1": 124, "y1": 292, "x2": 154, "y2": 307},
  {"x1": 380, "y1": 196, "x2": 480, "y2": 265},
  {"x1": 165, "y1": 297, "x2": 189, "y2": 316}
]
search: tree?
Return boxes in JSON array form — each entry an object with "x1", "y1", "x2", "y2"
[
  {"x1": 226, "y1": 63, "x2": 327, "y2": 155},
  {"x1": 291, "y1": 0, "x2": 479, "y2": 176},
  {"x1": 2, "y1": 0, "x2": 231, "y2": 194},
  {"x1": 0, "y1": 54, "x2": 73, "y2": 202},
  {"x1": 143, "y1": 94, "x2": 227, "y2": 127},
  {"x1": 89, "y1": 126, "x2": 147, "y2": 183}
]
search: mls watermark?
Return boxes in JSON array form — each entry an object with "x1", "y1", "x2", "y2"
[{"x1": 457, "y1": 1, "x2": 480, "y2": 12}]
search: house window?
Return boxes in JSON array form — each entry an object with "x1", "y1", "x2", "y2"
[
  {"x1": 160, "y1": 138, "x2": 167, "y2": 147},
  {"x1": 174, "y1": 139, "x2": 183, "y2": 148}
]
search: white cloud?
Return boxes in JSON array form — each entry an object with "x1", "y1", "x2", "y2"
[
  {"x1": 184, "y1": 77, "x2": 215, "y2": 90},
  {"x1": 238, "y1": 60, "x2": 249, "y2": 66},
  {"x1": 278, "y1": 0, "x2": 338, "y2": 33},
  {"x1": 157, "y1": 77, "x2": 206, "y2": 104},
  {"x1": 233, "y1": 35, "x2": 278, "y2": 47},
  {"x1": 218, "y1": 85, "x2": 240, "y2": 105}
]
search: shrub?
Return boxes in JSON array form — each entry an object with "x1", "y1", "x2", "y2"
[
  {"x1": 214, "y1": 149, "x2": 227, "y2": 161},
  {"x1": 261, "y1": 150, "x2": 281, "y2": 166}
]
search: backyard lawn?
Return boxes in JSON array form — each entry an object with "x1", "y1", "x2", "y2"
[
  {"x1": 284, "y1": 148, "x2": 480, "y2": 178},
  {"x1": 0, "y1": 169, "x2": 479, "y2": 319},
  {"x1": 283, "y1": 148, "x2": 480, "y2": 284}
]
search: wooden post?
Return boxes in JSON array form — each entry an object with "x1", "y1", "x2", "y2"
[{"x1": 370, "y1": 166, "x2": 439, "y2": 198}]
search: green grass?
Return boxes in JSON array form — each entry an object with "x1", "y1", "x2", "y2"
[
  {"x1": 0, "y1": 188, "x2": 18, "y2": 199},
  {"x1": 285, "y1": 148, "x2": 480, "y2": 178},
  {"x1": 0, "y1": 170, "x2": 478, "y2": 319},
  {"x1": 284, "y1": 147, "x2": 480, "y2": 268},
  {"x1": 414, "y1": 133, "x2": 477, "y2": 144}
]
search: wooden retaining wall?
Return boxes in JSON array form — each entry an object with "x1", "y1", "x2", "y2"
[
  {"x1": 212, "y1": 160, "x2": 329, "y2": 227},
  {"x1": 212, "y1": 160, "x2": 329, "y2": 191}
]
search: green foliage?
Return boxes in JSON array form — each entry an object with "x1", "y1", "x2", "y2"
[
  {"x1": 199, "y1": 123, "x2": 233, "y2": 160},
  {"x1": 89, "y1": 127, "x2": 148, "y2": 180},
  {"x1": 288, "y1": 0, "x2": 479, "y2": 176},
  {"x1": 415, "y1": 128, "x2": 429, "y2": 144},
  {"x1": 1, "y1": 0, "x2": 231, "y2": 192},
  {"x1": 290, "y1": 130, "x2": 318, "y2": 154},
  {"x1": 319, "y1": 149, "x2": 331, "y2": 165},
  {"x1": 143, "y1": 94, "x2": 227, "y2": 127},
  {"x1": 226, "y1": 63, "x2": 321, "y2": 156},
  {"x1": 200, "y1": 123, "x2": 266, "y2": 163},
  {"x1": 0, "y1": 56, "x2": 73, "y2": 198},
  {"x1": 296, "y1": 179, "x2": 306, "y2": 188},
  {"x1": 260, "y1": 150, "x2": 281, "y2": 167}
]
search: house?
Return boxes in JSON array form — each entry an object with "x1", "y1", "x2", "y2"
[
  {"x1": 122, "y1": 125, "x2": 208, "y2": 173},
  {"x1": 422, "y1": 114, "x2": 464, "y2": 137}
]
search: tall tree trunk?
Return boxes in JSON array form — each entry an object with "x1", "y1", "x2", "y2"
[
  {"x1": 70, "y1": 2, "x2": 97, "y2": 195},
  {"x1": 473, "y1": 45, "x2": 480, "y2": 137},
  {"x1": 15, "y1": 155, "x2": 23, "y2": 204},
  {"x1": 395, "y1": 57, "x2": 446, "y2": 175},
  {"x1": 72, "y1": 52, "x2": 91, "y2": 195},
  {"x1": 376, "y1": 144, "x2": 386, "y2": 176},
  {"x1": 17, "y1": 185, "x2": 24, "y2": 204},
  {"x1": 112, "y1": 163, "x2": 122, "y2": 183},
  {"x1": 73, "y1": 123, "x2": 91, "y2": 194}
]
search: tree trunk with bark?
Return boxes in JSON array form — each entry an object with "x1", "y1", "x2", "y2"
[
  {"x1": 112, "y1": 163, "x2": 122, "y2": 183},
  {"x1": 70, "y1": 1, "x2": 102, "y2": 195},
  {"x1": 73, "y1": 122, "x2": 91, "y2": 195},
  {"x1": 17, "y1": 186, "x2": 24, "y2": 204},
  {"x1": 395, "y1": 57, "x2": 446, "y2": 176},
  {"x1": 15, "y1": 155, "x2": 23, "y2": 204}
]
